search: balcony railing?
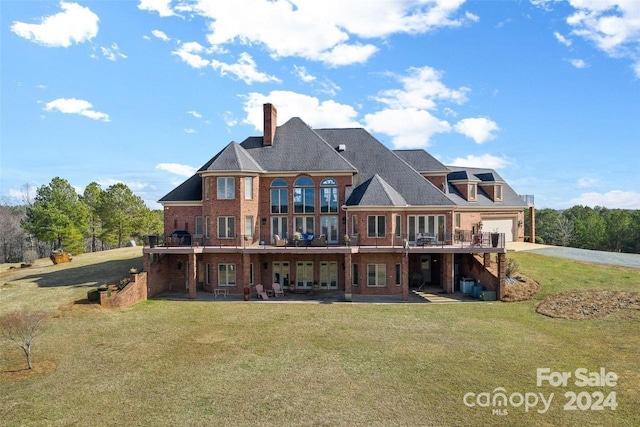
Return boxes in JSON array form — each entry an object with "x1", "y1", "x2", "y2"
[{"x1": 145, "y1": 231, "x2": 505, "y2": 250}]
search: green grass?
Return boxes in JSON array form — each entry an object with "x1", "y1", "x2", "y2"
[{"x1": 1, "y1": 249, "x2": 639, "y2": 426}]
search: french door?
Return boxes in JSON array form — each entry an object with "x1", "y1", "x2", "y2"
[
  {"x1": 408, "y1": 215, "x2": 446, "y2": 242},
  {"x1": 319, "y1": 261, "x2": 338, "y2": 290},
  {"x1": 271, "y1": 216, "x2": 288, "y2": 243},
  {"x1": 296, "y1": 261, "x2": 313, "y2": 289},
  {"x1": 272, "y1": 261, "x2": 290, "y2": 288},
  {"x1": 321, "y1": 216, "x2": 339, "y2": 243}
]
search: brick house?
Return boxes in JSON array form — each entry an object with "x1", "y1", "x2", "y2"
[{"x1": 143, "y1": 104, "x2": 529, "y2": 301}]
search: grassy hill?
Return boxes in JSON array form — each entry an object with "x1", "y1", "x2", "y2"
[{"x1": 1, "y1": 248, "x2": 638, "y2": 426}]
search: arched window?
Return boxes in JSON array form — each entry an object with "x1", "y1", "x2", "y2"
[
  {"x1": 320, "y1": 177, "x2": 338, "y2": 213},
  {"x1": 294, "y1": 176, "x2": 315, "y2": 213},
  {"x1": 271, "y1": 178, "x2": 288, "y2": 214}
]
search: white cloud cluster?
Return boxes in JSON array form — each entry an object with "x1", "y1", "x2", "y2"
[
  {"x1": 448, "y1": 154, "x2": 512, "y2": 170},
  {"x1": 578, "y1": 177, "x2": 599, "y2": 187},
  {"x1": 454, "y1": 118, "x2": 500, "y2": 144},
  {"x1": 570, "y1": 190, "x2": 640, "y2": 209},
  {"x1": 44, "y1": 98, "x2": 110, "y2": 122},
  {"x1": 99, "y1": 43, "x2": 127, "y2": 61},
  {"x1": 172, "y1": 41, "x2": 210, "y2": 68},
  {"x1": 364, "y1": 109, "x2": 451, "y2": 149},
  {"x1": 156, "y1": 163, "x2": 196, "y2": 177},
  {"x1": 151, "y1": 29, "x2": 170, "y2": 41},
  {"x1": 292, "y1": 65, "x2": 316, "y2": 83},
  {"x1": 148, "y1": 0, "x2": 473, "y2": 66},
  {"x1": 187, "y1": 110, "x2": 202, "y2": 118},
  {"x1": 242, "y1": 91, "x2": 360, "y2": 130},
  {"x1": 10, "y1": 1, "x2": 99, "y2": 47},
  {"x1": 211, "y1": 52, "x2": 281, "y2": 84},
  {"x1": 563, "y1": 1, "x2": 640, "y2": 76}
]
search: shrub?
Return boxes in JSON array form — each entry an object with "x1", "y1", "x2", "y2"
[
  {"x1": 506, "y1": 258, "x2": 519, "y2": 278},
  {"x1": 22, "y1": 250, "x2": 39, "y2": 265}
]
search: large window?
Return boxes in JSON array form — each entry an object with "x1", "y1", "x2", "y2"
[
  {"x1": 296, "y1": 261, "x2": 313, "y2": 289},
  {"x1": 320, "y1": 178, "x2": 338, "y2": 213},
  {"x1": 294, "y1": 176, "x2": 315, "y2": 213},
  {"x1": 217, "y1": 177, "x2": 235, "y2": 199},
  {"x1": 195, "y1": 216, "x2": 203, "y2": 237},
  {"x1": 367, "y1": 264, "x2": 386, "y2": 287},
  {"x1": 295, "y1": 216, "x2": 315, "y2": 234},
  {"x1": 408, "y1": 215, "x2": 446, "y2": 242},
  {"x1": 270, "y1": 178, "x2": 288, "y2": 214},
  {"x1": 367, "y1": 215, "x2": 386, "y2": 238},
  {"x1": 218, "y1": 264, "x2": 236, "y2": 286},
  {"x1": 245, "y1": 216, "x2": 253, "y2": 238},
  {"x1": 218, "y1": 216, "x2": 235, "y2": 238},
  {"x1": 244, "y1": 177, "x2": 253, "y2": 200},
  {"x1": 395, "y1": 214, "x2": 402, "y2": 238}
]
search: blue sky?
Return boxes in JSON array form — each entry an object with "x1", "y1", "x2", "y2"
[{"x1": 1, "y1": 0, "x2": 639, "y2": 210}]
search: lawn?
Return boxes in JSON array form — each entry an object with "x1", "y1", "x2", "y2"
[{"x1": 1, "y1": 249, "x2": 639, "y2": 426}]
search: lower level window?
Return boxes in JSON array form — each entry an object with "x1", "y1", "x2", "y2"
[
  {"x1": 367, "y1": 264, "x2": 386, "y2": 287},
  {"x1": 218, "y1": 263, "x2": 236, "y2": 286}
]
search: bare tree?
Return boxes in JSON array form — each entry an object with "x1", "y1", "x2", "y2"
[{"x1": 0, "y1": 310, "x2": 49, "y2": 369}]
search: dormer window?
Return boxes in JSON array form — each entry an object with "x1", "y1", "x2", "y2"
[
  {"x1": 469, "y1": 183, "x2": 477, "y2": 201},
  {"x1": 495, "y1": 184, "x2": 503, "y2": 201}
]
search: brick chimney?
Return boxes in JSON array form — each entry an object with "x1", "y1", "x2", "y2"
[{"x1": 263, "y1": 103, "x2": 277, "y2": 146}]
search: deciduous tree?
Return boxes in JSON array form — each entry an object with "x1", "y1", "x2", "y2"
[{"x1": 0, "y1": 309, "x2": 49, "y2": 369}]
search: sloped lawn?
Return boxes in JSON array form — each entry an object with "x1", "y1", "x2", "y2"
[{"x1": 1, "y1": 249, "x2": 638, "y2": 426}]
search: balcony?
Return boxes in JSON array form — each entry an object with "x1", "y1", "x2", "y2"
[{"x1": 143, "y1": 231, "x2": 506, "y2": 254}]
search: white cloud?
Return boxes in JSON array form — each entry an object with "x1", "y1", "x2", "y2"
[
  {"x1": 373, "y1": 66, "x2": 469, "y2": 110},
  {"x1": 242, "y1": 91, "x2": 360, "y2": 130},
  {"x1": 578, "y1": 177, "x2": 599, "y2": 187},
  {"x1": 151, "y1": 29, "x2": 170, "y2": 41},
  {"x1": 181, "y1": 0, "x2": 472, "y2": 66},
  {"x1": 172, "y1": 41, "x2": 210, "y2": 68},
  {"x1": 100, "y1": 43, "x2": 127, "y2": 61},
  {"x1": 454, "y1": 117, "x2": 500, "y2": 143},
  {"x1": 448, "y1": 154, "x2": 512, "y2": 169},
  {"x1": 211, "y1": 52, "x2": 281, "y2": 84},
  {"x1": 222, "y1": 111, "x2": 238, "y2": 127},
  {"x1": 184, "y1": 128, "x2": 196, "y2": 134},
  {"x1": 10, "y1": 2, "x2": 99, "y2": 47},
  {"x1": 97, "y1": 179, "x2": 150, "y2": 191},
  {"x1": 566, "y1": 0, "x2": 640, "y2": 73},
  {"x1": 138, "y1": 0, "x2": 176, "y2": 17},
  {"x1": 156, "y1": 163, "x2": 196, "y2": 177},
  {"x1": 567, "y1": 58, "x2": 588, "y2": 68},
  {"x1": 44, "y1": 98, "x2": 110, "y2": 122},
  {"x1": 187, "y1": 110, "x2": 202, "y2": 118},
  {"x1": 570, "y1": 190, "x2": 640, "y2": 209},
  {"x1": 292, "y1": 65, "x2": 316, "y2": 83},
  {"x1": 317, "y1": 43, "x2": 379, "y2": 67},
  {"x1": 364, "y1": 108, "x2": 451, "y2": 149},
  {"x1": 465, "y1": 12, "x2": 480, "y2": 23},
  {"x1": 554, "y1": 31, "x2": 572, "y2": 46}
]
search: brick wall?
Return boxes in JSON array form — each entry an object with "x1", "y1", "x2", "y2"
[{"x1": 100, "y1": 272, "x2": 148, "y2": 308}]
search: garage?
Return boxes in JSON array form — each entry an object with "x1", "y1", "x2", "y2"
[{"x1": 482, "y1": 218, "x2": 515, "y2": 242}]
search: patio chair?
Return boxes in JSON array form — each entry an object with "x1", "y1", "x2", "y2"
[
  {"x1": 255, "y1": 284, "x2": 269, "y2": 300},
  {"x1": 310, "y1": 234, "x2": 326, "y2": 247},
  {"x1": 272, "y1": 282, "x2": 285, "y2": 297},
  {"x1": 274, "y1": 235, "x2": 287, "y2": 247}
]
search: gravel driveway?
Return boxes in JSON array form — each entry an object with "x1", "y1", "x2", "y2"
[{"x1": 517, "y1": 245, "x2": 640, "y2": 269}]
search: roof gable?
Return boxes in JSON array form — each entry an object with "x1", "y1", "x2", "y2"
[
  {"x1": 347, "y1": 174, "x2": 408, "y2": 206},
  {"x1": 199, "y1": 141, "x2": 264, "y2": 173},
  {"x1": 240, "y1": 117, "x2": 357, "y2": 173}
]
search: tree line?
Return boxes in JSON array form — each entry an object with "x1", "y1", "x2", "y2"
[
  {"x1": 525, "y1": 206, "x2": 640, "y2": 254},
  {"x1": 1, "y1": 177, "x2": 163, "y2": 263}
]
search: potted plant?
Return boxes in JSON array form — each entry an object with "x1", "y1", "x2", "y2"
[{"x1": 491, "y1": 229, "x2": 500, "y2": 247}]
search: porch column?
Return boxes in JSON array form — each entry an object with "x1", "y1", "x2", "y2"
[
  {"x1": 483, "y1": 253, "x2": 491, "y2": 267},
  {"x1": 188, "y1": 253, "x2": 197, "y2": 299},
  {"x1": 344, "y1": 252, "x2": 352, "y2": 301},
  {"x1": 242, "y1": 252, "x2": 251, "y2": 290},
  {"x1": 529, "y1": 206, "x2": 535, "y2": 243},
  {"x1": 497, "y1": 252, "x2": 506, "y2": 300},
  {"x1": 442, "y1": 253, "x2": 454, "y2": 294},
  {"x1": 402, "y1": 252, "x2": 409, "y2": 301}
]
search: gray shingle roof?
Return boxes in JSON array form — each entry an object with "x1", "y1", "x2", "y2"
[
  {"x1": 158, "y1": 173, "x2": 201, "y2": 202},
  {"x1": 315, "y1": 128, "x2": 454, "y2": 207},
  {"x1": 446, "y1": 166, "x2": 527, "y2": 207},
  {"x1": 347, "y1": 174, "x2": 408, "y2": 207},
  {"x1": 240, "y1": 117, "x2": 357, "y2": 173},
  {"x1": 199, "y1": 141, "x2": 264, "y2": 173},
  {"x1": 393, "y1": 149, "x2": 450, "y2": 173}
]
